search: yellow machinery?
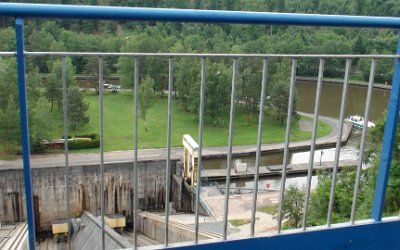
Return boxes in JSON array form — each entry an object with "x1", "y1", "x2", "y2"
[
  {"x1": 182, "y1": 134, "x2": 199, "y2": 186},
  {"x1": 52, "y1": 220, "x2": 68, "y2": 242},
  {"x1": 105, "y1": 214, "x2": 126, "y2": 230}
]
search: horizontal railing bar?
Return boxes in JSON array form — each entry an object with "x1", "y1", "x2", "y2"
[
  {"x1": 1, "y1": 3, "x2": 400, "y2": 29},
  {"x1": 20, "y1": 52, "x2": 400, "y2": 58},
  {"x1": 0, "y1": 52, "x2": 15, "y2": 56}
]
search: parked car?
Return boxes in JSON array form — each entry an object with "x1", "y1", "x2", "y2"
[
  {"x1": 102, "y1": 83, "x2": 111, "y2": 89},
  {"x1": 110, "y1": 85, "x2": 121, "y2": 93}
]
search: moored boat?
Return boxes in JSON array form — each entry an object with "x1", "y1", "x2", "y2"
[{"x1": 345, "y1": 115, "x2": 375, "y2": 129}]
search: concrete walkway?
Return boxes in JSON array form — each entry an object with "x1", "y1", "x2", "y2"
[{"x1": 0, "y1": 113, "x2": 351, "y2": 170}]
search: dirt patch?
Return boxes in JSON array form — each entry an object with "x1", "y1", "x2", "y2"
[{"x1": 299, "y1": 119, "x2": 313, "y2": 132}]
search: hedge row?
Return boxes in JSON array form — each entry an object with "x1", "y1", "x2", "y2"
[
  {"x1": 68, "y1": 133, "x2": 100, "y2": 149},
  {"x1": 62, "y1": 133, "x2": 97, "y2": 140}
]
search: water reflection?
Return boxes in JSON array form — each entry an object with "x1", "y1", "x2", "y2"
[
  {"x1": 297, "y1": 81, "x2": 389, "y2": 122},
  {"x1": 204, "y1": 128, "x2": 363, "y2": 190},
  {"x1": 202, "y1": 80, "x2": 384, "y2": 190},
  {"x1": 204, "y1": 145, "x2": 358, "y2": 170}
]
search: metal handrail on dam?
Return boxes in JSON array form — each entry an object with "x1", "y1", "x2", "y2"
[{"x1": 0, "y1": 3, "x2": 400, "y2": 250}]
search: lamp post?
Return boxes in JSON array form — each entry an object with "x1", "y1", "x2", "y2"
[{"x1": 320, "y1": 150, "x2": 324, "y2": 166}]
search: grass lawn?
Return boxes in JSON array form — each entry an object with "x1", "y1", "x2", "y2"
[
  {"x1": 229, "y1": 218, "x2": 252, "y2": 227},
  {"x1": 257, "y1": 205, "x2": 279, "y2": 215},
  {"x1": 50, "y1": 92, "x2": 331, "y2": 152}
]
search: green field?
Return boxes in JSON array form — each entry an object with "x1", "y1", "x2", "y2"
[{"x1": 52, "y1": 92, "x2": 331, "y2": 152}]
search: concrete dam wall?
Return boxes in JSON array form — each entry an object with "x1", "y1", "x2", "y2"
[{"x1": 0, "y1": 160, "x2": 176, "y2": 230}]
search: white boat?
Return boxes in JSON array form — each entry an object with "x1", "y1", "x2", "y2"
[{"x1": 345, "y1": 115, "x2": 375, "y2": 129}]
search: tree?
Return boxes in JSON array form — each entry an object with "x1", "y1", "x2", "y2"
[
  {"x1": 0, "y1": 58, "x2": 18, "y2": 110},
  {"x1": 117, "y1": 57, "x2": 134, "y2": 89},
  {"x1": 283, "y1": 185, "x2": 305, "y2": 228},
  {"x1": 309, "y1": 169, "x2": 359, "y2": 226},
  {"x1": 138, "y1": 76, "x2": 155, "y2": 132},
  {"x1": 0, "y1": 108, "x2": 5, "y2": 151},
  {"x1": 26, "y1": 26, "x2": 55, "y2": 72},
  {"x1": 358, "y1": 50, "x2": 393, "y2": 84},
  {"x1": 0, "y1": 95, "x2": 20, "y2": 153},
  {"x1": 45, "y1": 57, "x2": 76, "y2": 112},
  {"x1": 147, "y1": 57, "x2": 168, "y2": 96},
  {"x1": 307, "y1": 173, "x2": 331, "y2": 226},
  {"x1": 26, "y1": 67, "x2": 42, "y2": 103},
  {"x1": 306, "y1": 111, "x2": 400, "y2": 227},
  {"x1": 118, "y1": 32, "x2": 167, "y2": 93},
  {"x1": 239, "y1": 58, "x2": 263, "y2": 121},
  {"x1": 30, "y1": 96, "x2": 53, "y2": 141},
  {"x1": 67, "y1": 87, "x2": 90, "y2": 130},
  {"x1": 30, "y1": 96, "x2": 53, "y2": 153},
  {"x1": 0, "y1": 28, "x2": 15, "y2": 51},
  {"x1": 202, "y1": 62, "x2": 233, "y2": 127},
  {"x1": 270, "y1": 60, "x2": 298, "y2": 126},
  {"x1": 174, "y1": 56, "x2": 200, "y2": 110},
  {"x1": 366, "y1": 114, "x2": 400, "y2": 213}
]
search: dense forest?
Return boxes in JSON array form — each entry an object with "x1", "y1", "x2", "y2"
[
  {"x1": 0, "y1": 0, "x2": 398, "y2": 131},
  {"x1": 0, "y1": 0, "x2": 400, "y2": 226}
]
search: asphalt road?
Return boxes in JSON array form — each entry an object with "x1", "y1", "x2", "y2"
[{"x1": 0, "y1": 113, "x2": 351, "y2": 170}]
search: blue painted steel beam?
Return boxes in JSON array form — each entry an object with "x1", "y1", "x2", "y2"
[
  {"x1": 1, "y1": 3, "x2": 400, "y2": 28},
  {"x1": 168, "y1": 220, "x2": 400, "y2": 250},
  {"x1": 372, "y1": 35, "x2": 400, "y2": 221},
  {"x1": 15, "y1": 17, "x2": 36, "y2": 250}
]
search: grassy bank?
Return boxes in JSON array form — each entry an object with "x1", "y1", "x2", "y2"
[{"x1": 49, "y1": 93, "x2": 331, "y2": 152}]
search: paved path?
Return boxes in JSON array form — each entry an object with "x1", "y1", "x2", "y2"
[{"x1": 0, "y1": 113, "x2": 351, "y2": 170}]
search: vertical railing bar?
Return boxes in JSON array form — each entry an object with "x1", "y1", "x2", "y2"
[
  {"x1": 164, "y1": 58, "x2": 173, "y2": 247},
  {"x1": 133, "y1": 57, "x2": 139, "y2": 249},
  {"x1": 302, "y1": 58, "x2": 325, "y2": 230},
  {"x1": 222, "y1": 58, "x2": 238, "y2": 240},
  {"x1": 15, "y1": 17, "x2": 36, "y2": 250},
  {"x1": 372, "y1": 36, "x2": 400, "y2": 221},
  {"x1": 350, "y1": 59, "x2": 376, "y2": 223},
  {"x1": 326, "y1": 59, "x2": 352, "y2": 226},
  {"x1": 98, "y1": 56, "x2": 105, "y2": 250},
  {"x1": 250, "y1": 58, "x2": 269, "y2": 237},
  {"x1": 195, "y1": 57, "x2": 206, "y2": 243},
  {"x1": 61, "y1": 56, "x2": 71, "y2": 250},
  {"x1": 277, "y1": 58, "x2": 297, "y2": 233}
]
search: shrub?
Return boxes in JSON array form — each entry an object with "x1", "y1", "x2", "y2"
[
  {"x1": 30, "y1": 138, "x2": 47, "y2": 153},
  {"x1": 74, "y1": 133, "x2": 97, "y2": 140},
  {"x1": 68, "y1": 133, "x2": 100, "y2": 149}
]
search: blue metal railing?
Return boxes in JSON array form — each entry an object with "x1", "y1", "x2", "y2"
[
  {"x1": 15, "y1": 17, "x2": 35, "y2": 249},
  {"x1": 1, "y1": 3, "x2": 400, "y2": 28},
  {"x1": 1, "y1": 3, "x2": 400, "y2": 250},
  {"x1": 372, "y1": 37, "x2": 400, "y2": 221}
]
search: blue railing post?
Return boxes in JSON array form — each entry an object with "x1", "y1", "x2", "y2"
[
  {"x1": 15, "y1": 17, "x2": 36, "y2": 249},
  {"x1": 372, "y1": 35, "x2": 400, "y2": 221}
]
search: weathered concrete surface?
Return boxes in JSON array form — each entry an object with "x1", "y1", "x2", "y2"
[
  {"x1": 0, "y1": 160, "x2": 174, "y2": 230},
  {"x1": 73, "y1": 211, "x2": 132, "y2": 250},
  {"x1": 200, "y1": 186, "x2": 279, "y2": 238},
  {"x1": 171, "y1": 175, "x2": 183, "y2": 213},
  {"x1": 137, "y1": 212, "x2": 220, "y2": 244},
  {"x1": 0, "y1": 223, "x2": 28, "y2": 250}
]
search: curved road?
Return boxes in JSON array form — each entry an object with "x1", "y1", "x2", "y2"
[{"x1": 0, "y1": 113, "x2": 351, "y2": 169}]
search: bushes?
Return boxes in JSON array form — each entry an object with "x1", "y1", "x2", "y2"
[
  {"x1": 74, "y1": 133, "x2": 97, "y2": 140},
  {"x1": 59, "y1": 133, "x2": 100, "y2": 150},
  {"x1": 30, "y1": 138, "x2": 47, "y2": 153},
  {"x1": 68, "y1": 134, "x2": 100, "y2": 149}
]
